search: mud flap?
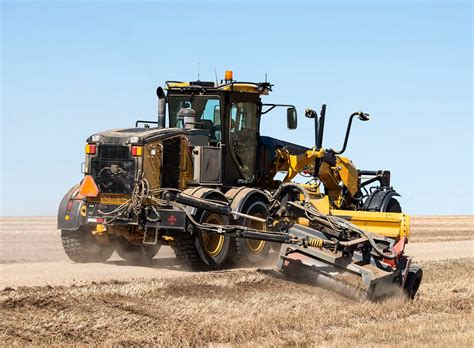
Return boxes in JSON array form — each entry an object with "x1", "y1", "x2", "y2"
[{"x1": 57, "y1": 184, "x2": 86, "y2": 230}]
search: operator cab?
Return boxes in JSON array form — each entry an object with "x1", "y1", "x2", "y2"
[{"x1": 163, "y1": 73, "x2": 297, "y2": 187}]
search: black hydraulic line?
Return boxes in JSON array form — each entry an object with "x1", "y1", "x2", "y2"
[
  {"x1": 271, "y1": 183, "x2": 310, "y2": 205},
  {"x1": 234, "y1": 230, "x2": 291, "y2": 243}
]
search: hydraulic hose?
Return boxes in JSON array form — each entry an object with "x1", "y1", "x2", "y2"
[{"x1": 271, "y1": 183, "x2": 310, "y2": 205}]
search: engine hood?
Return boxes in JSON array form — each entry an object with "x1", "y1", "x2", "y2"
[{"x1": 87, "y1": 127, "x2": 186, "y2": 145}]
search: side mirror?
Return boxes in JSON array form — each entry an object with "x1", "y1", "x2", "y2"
[
  {"x1": 357, "y1": 112, "x2": 370, "y2": 121},
  {"x1": 287, "y1": 107, "x2": 297, "y2": 129}
]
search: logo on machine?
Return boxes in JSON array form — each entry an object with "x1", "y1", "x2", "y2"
[{"x1": 167, "y1": 214, "x2": 177, "y2": 225}]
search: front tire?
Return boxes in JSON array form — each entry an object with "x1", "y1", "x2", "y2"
[
  {"x1": 61, "y1": 227, "x2": 114, "y2": 263},
  {"x1": 172, "y1": 231, "x2": 207, "y2": 271}
]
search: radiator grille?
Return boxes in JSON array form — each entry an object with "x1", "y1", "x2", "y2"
[{"x1": 91, "y1": 145, "x2": 135, "y2": 194}]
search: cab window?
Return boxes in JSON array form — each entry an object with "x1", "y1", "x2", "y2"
[{"x1": 168, "y1": 95, "x2": 221, "y2": 129}]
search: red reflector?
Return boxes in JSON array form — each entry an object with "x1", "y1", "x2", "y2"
[
  {"x1": 131, "y1": 146, "x2": 143, "y2": 156},
  {"x1": 96, "y1": 218, "x2": 104, "y2": 223},
  {"x1": 86, "y1": 144, "x2": 96, "y2": 155},
  {"x1": 66, "y1": 200, "x2": 74, "y2": 210}
]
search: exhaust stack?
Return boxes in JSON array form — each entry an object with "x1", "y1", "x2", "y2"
[{"x1": 156, "y1": 86, "x2": 166, "y2": 128}]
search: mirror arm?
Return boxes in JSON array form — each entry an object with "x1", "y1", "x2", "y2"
[
  {"x1": 261, "y1": 103, "x2": 296, "y2": 115},
  {"x1": 334, "y1": 112, "x2": 358, "y2": 155},
  {"x1": 261, "y1": 105, "x2": 276, "y2": 115}
]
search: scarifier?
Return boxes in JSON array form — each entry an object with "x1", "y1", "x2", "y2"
[{"x1": 58, "y1": 71, "x2": 422, "y2": 300}]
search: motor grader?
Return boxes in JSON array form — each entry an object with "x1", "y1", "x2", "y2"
[{"x1": 58, "y1": 71, "x2": 422, "y2": 299}]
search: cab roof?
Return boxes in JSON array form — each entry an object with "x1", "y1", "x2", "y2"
[{"x1": 165, "y1": 80, "x2": 272, "y2": 95}]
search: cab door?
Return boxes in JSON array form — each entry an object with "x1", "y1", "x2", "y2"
[{"x1": 223, "y1": 93, "x2": 260, "y2": 186}]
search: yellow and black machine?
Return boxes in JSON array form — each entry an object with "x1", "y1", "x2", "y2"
[{"x1": 58, "y1": 71, "x2": 422, "y2": 299}]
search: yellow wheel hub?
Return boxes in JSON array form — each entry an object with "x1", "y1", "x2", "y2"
[
  {"x1": 202, "y1": 214, "x2": 225, "y2": 257},
  {"x1": 245, "y1": 213, "x2": 266, "y2": 254}
]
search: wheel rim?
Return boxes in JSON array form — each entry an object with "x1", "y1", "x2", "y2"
[
  {"x1": 202, "y1": 214, "x2": 225, "y2": 257},
  {"x1": 245, "y1": 212, "x2": 266, "y2": 254}
]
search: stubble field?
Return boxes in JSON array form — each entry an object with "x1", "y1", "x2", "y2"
[{"x1": 1, "y1": 216, "x2": 473, "y2": 346}]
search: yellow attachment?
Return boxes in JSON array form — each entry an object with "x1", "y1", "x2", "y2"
[
  {"x1": 92, "y1": 224, "x2": 107, "y2": 235},
  {"x1": 274, "y1": 148, "x2": 325, "y2": 182},
  {"x1": 307, "y1": 237, "x2": 324, "y2": 248},
  {"x1": 162, "y1": 235, "x2": 174, "y2": 241},
  {"x1": 308, "y1": 194, "x2": 330, "y2": 215},
  {"x1": 273, "y1": 148, "x2": 361, "y2": 210},
  {"x1": 334, "y1": 156, "x2": 358, "y2": 196},
  {"x1": 330, "y1": 209, "x2": 410, "y2": 240}
]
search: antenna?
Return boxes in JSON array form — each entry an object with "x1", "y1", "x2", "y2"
[
  {"x1": 197, "y1": 62, "x2": 200, "y2": 81},
  {"x1": 214, "y1": 65, "x2": 218, "y2": 85},
  {"x1": 265, "y1": 73, "x2": 267, "y2": 83}
]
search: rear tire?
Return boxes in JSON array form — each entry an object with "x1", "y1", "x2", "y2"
[
  {"x1": 114, "y1": 236, "x2": 160, "y2": 265},
  {"x1": 236, "y1": 198, "x2": 271, "y2": 264},
  {"x1": 61, "y1": 227, "x2": 114, "y2": 263},
  {"x1": 385, "y1": 198, "x2": 402, "y2": 213},
  {"x1": 195, "y1": 210, "x2": 239, "y2": 268}
]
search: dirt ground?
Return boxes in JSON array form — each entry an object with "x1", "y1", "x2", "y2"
[
  {"x1": 409, "y1": 215, "x2": 474, "y2": 242},
  {"x1": 1, "y1": 260, "x2": 472, "y2": 346},
  {"x1": 0, "y1": 216, "x2": 473, "y2": 345}
]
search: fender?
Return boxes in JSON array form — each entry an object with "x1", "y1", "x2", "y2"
[
  {"x1": 182, "y1": 187, "x2": 228, "y2": 217},
  {"x1": 225, "y1": 187, "x2": 270, "y2": 213},
  {"x1": 57, "y1": 184, "x2": 87, "y2": 230},
  {"x1": 363, "y1": 188, "x2": 400, "y2": 212}
]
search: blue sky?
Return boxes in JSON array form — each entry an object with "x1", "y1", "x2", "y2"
[{"x1": 1, "y1": 0, "x2": 472, "y2": 215}]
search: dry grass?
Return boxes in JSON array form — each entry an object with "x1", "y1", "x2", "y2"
[
  {"x1": 410, "y1": 215, "x2": 473, "y2": 242},
  {"x1": 1, "y1": 259, "x2": 472, "y2": 346}
]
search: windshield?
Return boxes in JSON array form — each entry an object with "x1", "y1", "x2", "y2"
[{"x1": 168, "y1": 95, "x2": 221, "y2": 130}]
